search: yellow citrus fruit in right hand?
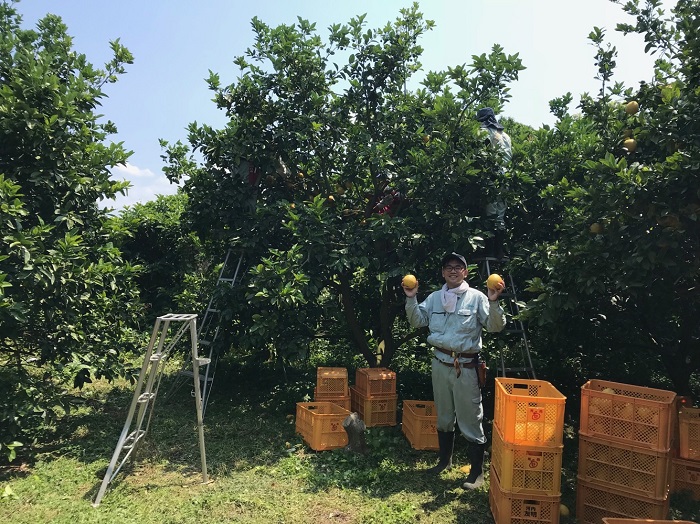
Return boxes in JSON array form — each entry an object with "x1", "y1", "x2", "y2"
[
  {"x1": 486, "y1": 273, "x2": 504, "y2": 290},
  {"x1": 402, "y1": 274, "x2": 417, "y2": 289},
  {"x1": 560, "y1": 504, "x2": 570, "y2": 517}
]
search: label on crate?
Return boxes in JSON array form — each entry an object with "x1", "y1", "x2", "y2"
[
  {"x1": 527, "y1": 407, "x2": 545, "y2": 422},
  {"x1": 525, "y1": 451, "x2": 544, "y2": 471},
  {"x1": 686, "y1": 465, "x2": 700, "y2": 484},
  {"x1": 523, "y1": 502, "x2": 541, "y2": 519}
]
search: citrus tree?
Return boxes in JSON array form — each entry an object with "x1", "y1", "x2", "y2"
[
  {"x1": 162, "y1": 4, "x2": 525, "y2": 368},
  {"x1": 515, "y1": 0, "x2": 700, "y2": 396},
  {"x1": 116, "y1": 193, "x2": 215, "y2": 323},
  {"x1": 0, "y1": 4, "x2": 141, "y2": 460}
]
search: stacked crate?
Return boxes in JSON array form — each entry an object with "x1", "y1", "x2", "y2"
[
  {"x1": 402, "y1": 400, "x2": 438, "y2": 450},
  {"x1": 314, "y1": 367, "x2": 351, "y2": 410},
  {"x1": 671, "y1": 405, "x2": 700, "y2": 500},
  {"x1": 489, "y1": 378, "x2": 566, "y2": 524},
  {"x1": 350, "y1": 367, "x2": 397, "y2": 427},
  {"x1": 577, "y1": 379, "x2": 676, "y2": 524},
  {"x1": 295, "y1": 401, "x2": 351, "y2": 451}
]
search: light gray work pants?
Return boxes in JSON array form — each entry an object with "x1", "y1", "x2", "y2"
[{"x1": 431, "y1": 357, "x2": 486, "y2": 444}]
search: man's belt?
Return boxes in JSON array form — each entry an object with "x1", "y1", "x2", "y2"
[
  {"x1": 433, "y1": 347, "x2": 478, "y2": 378},
  {"x1": 434, "y1": 358, "x2": 477, "y2": 369},
  {"x1": 433, "y1": 347, "x2": 477, "y2": 360}
]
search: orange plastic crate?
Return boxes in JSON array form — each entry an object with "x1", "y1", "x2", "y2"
[
  {"x1": 401, "y1": 400, "x2": 438, "y2": 450},
  {"x1": 603, "y1": 517, "x2": 695, "y2": 524},
  {"x1": 580, "y1": 380, "x2": 676, "y2": 451},
  {"x1": 489, "y1": 465, "x2": 561, "y2": 524},
  {"x1": 679, "y1": 407, "x2": 700, "y2": 460},
  {"x1": 354, "y1": 367, "x2": 396, "y2": 397},
  {"x1": 316, "y1": 367, "x2": 349, "y2": 397},
  {"x1": 491, "y1": 424, "x2": 562, "y2": 496},
  {"x1": 313, "y1": 388, "x2": 351, "y2": 410},
  {"x1": 295, "y1": 402, "x2": 350, "y2": 451},
  {"x1": 576, "y1": 477, "x2": 670, "y2": 524},
  {"x1": 670, "y1": 457, "x2": 700, "y2": 500},
  {"x1": 350, "y1": 385, "x2": 397, "y2": 427},
  {"x1": 578, "y1": 432, "x2": 670, "y2": 500},
  {"x1": 494, "y1": 378, "x2": 566, "y2": 447}
]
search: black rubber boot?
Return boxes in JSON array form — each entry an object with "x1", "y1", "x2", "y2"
[
  {"x1": 462, "y1": 442, "x2": 485, "y2": 489},
  {"x1": 426, "y1": 430, "x2": 454, "y2": 474}
]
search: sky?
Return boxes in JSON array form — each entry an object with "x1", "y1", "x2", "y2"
[{"x1": 14, "y1": 0, "x2": 673, "y2": 210}]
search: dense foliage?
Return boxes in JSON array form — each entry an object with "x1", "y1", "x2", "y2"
[
  {"x1": 116, "y1": 193, "x2": 213, "y2": 324},
  {"x1": 0, "y1": 3, "x2": 141, "y2": 460},
  {"x1": 512, "y1": 0, "x2": 700, "y2": 395},
  {"x1": 162, "y1": 3, "x2": 526, "y2": 369}
]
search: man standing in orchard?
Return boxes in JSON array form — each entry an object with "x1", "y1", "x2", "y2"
[
  {"x1": 402, "y1": 253, "x2": 505, "y2": 489},
  {"x1": 477, "y1": 107, "x2": 512, "y2": 260}
]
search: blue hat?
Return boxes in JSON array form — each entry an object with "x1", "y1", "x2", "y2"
[
  {"x1": 476, "y1": 107, "x2": 504, "y2": 131},
  {"x1": 441, "y1": 252, "x2": 467, "y2": 268}
]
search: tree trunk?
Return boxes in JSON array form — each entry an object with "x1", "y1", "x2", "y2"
[{"x1": 338, "y1": 272, "x2": 375, "y2": 366}]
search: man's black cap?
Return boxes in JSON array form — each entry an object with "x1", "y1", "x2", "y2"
[{"x1": 441, "y1": 252, "x2": 467, "y2": 268}]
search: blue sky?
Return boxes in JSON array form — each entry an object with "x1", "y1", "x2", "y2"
[{"x1": 15, "y1": 0, "x2": 671, "y2": 210}]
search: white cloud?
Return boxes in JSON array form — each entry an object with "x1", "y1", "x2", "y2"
[{"x1": 103, "y1": 163, "x2": 182, "y2": 211}]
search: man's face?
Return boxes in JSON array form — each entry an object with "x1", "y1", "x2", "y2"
[{"x1": 442, "y1": 260, "x2": 467, "y2": 288}]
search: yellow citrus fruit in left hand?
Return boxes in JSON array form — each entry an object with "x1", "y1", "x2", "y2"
[
  {"x1": 560, "y1": 504, "x2": 570, "y2": 517},
  {"x1": 486, "y1": 273, "x2": 504, "y2": 290},
  {"x1": 402, "y1": 274, "x2": 417, "y2": 289}
]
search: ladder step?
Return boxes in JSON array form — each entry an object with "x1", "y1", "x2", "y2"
[
  {"x1": 218, "y1": 278, "x2": 236, "y2": 283},
  {"x1": 198, "y1": 340, "x2": 211, "y2": 346},
  {"x1": 149, "y1": 353, "x2": 165, "y2": 362},
  {"x1": 123, "y1": 429, "x2": 146, "y2": 449},
  {"x1": 179, "y1": 370, "x2": 214, "y2": 382},
  {"x1": 137, "y1": 392, "x2": 156, "y2": 403},
  {"x1": 196, "y1": 358, "x2": 212, "y2": 366},
  {"x1": 503, "y1": 367, "x2": 535, "y2": 373}
]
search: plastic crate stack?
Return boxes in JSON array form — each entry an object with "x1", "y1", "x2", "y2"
[
  {"x1": 671, "y1": 404, "x2": 700, "y2": 500},
  {"x1": 402, "y1": 400, "x2": 438, "y2": 450},
  {"x1": 489, "y1": 378, "x2": 567, "y2": 524},
  {"x1": 350, "y1": 367, "x2": 398, "y2": 427},
  {"x1": 577, "y1": 379, "x2": 677, "y2": 524},
  {"x1": 314, "y1": 367, "x2": 351, "y2": 410}
]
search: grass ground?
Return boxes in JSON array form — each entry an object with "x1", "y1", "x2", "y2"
[{"x1": 1, "y1": 359, "x2": 699, "y2": 523}]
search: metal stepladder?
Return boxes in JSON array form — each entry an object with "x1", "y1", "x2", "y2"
[
  {"x1": 166, "y1": 247, "x2": 246, "y2": 417},
  {"x1": 93, "y1": 314, "x2": 209, "y2": 507},
  {"x1": 476, "y1": 257, "x2": 536, "y2": 379}
]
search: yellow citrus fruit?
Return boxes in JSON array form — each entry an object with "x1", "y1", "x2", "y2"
[
  {"x1": 623, "y1": 138, "x2": 637, "y2": 152},
  {"x1": 560, "y1": 504, "x2": 570, "y2": 517},
  {"x1": 625, "y1": 100, "x2": 639, "y2": 115},
  {"x1": 486, "y1": 273, "x2": 504, "y2": 290},
  {"x1": 402, "y1": 274, "x2": 417, "y2": 289},
  {"x1": 589, "y1": 222, "x2": 603, "y2": 234}
]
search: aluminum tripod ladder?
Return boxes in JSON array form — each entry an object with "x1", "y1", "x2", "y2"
[
  {"x1": 477, "y1": 257, "x2": 536, "y2": 379},
  {"x1": 93, "y1": 314, "x2": 208, "y2": 507},
  {"x1": 167, "y1": 247, "x2": 245, "y2": 416}
]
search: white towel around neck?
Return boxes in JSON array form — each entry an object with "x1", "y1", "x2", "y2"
[{"x1": 440, "y1": 282, "x2": 469, "y2": 313}]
